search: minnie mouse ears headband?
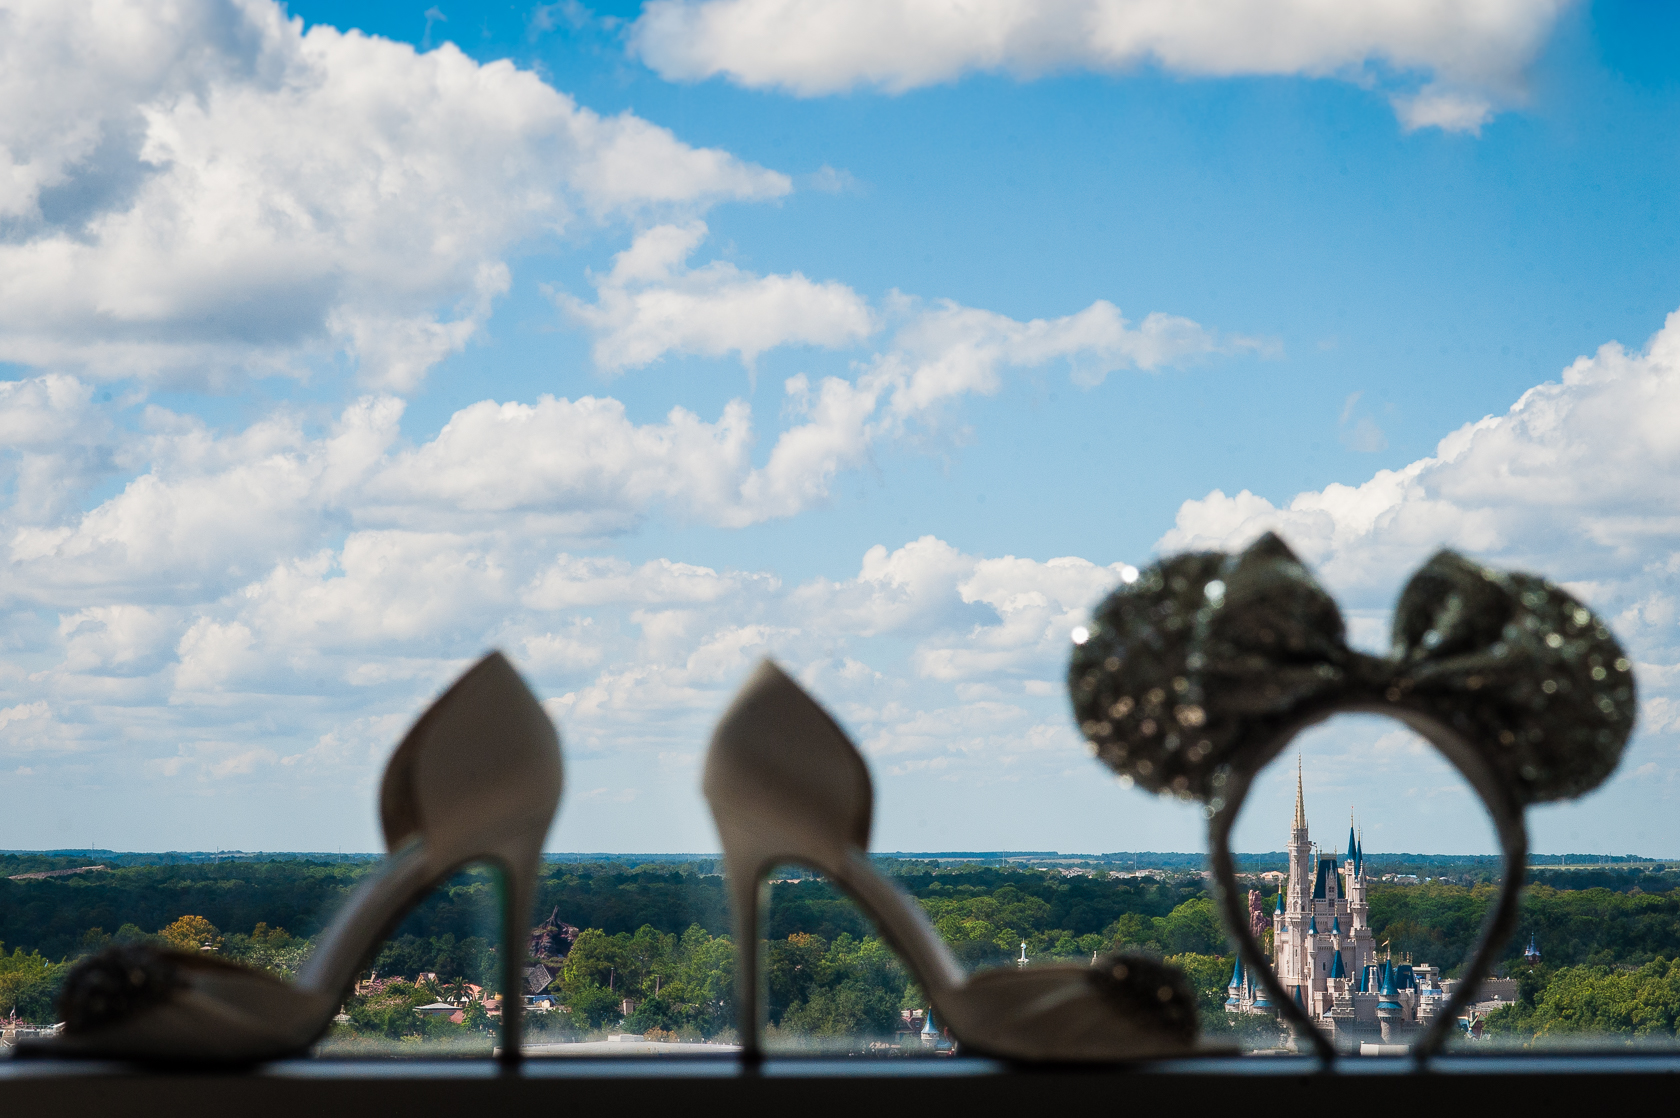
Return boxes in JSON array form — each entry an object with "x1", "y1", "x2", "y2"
[
  {"x1": 1068, "y1": 533, "x2": 1636, "y2": 1064},
  {"x1": 1068, "y1": 532, "x2": 1636, "y2": 809}
]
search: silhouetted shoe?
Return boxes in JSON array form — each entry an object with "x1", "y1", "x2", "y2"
[
  {"x1": 705, "y1": 659, "x2": 1200, "y2": 1062},
  {"x1": 22, "y1": 652, "x2": 562, "y2": 1066}
]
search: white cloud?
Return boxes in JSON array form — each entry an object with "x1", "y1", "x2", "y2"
[
  {"x1": 630, "y1": 0, "x2": 1569, "y2": 132},
  {"x1": 524, "y1": 554, "x2": 767, "y2": 608},
  {"x1": 0, "y1": 0, "x2": 788, "y2": 389},
  {"x1": 1392, "y1": 84, "x2": 1497, "y2": 135},
  {"x1": 559, "y1": 226, "x2": 1265, "y2": 391},
  {"x1": 883, "y1": 297, "x2": 1257, "y2": 399},
  {"x1": 57, "y1": 605, "x2": 174, "y2": 675},
  {"x1": 0, "y1": 269, "x2": 1256, "y2": 617},
  {"x1": 795, "y1": 536, "x2": 1129, "y2": 680},
  {"x1": 0, "y1": 701, "x2": 50, "y2": 733},
  {"x1": 1160, "y1": 310, "x2": 1680, "y2": 611},
  {"x1": 555, "y1": 222, "x2": 876, "y2": 373},
  {"x1": 521, "y1": 622, "x2": 605, "y2": 672},
  {"x1": 5, "y1": 394, "x2": 403, "y2": 606}
]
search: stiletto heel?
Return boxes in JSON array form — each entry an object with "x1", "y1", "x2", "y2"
[
  {"x1": 720, "y1": 848, "x2": 766, "y2": 1057},
  {"x1": 490, "y1": 829, "x2": 546, "y2": 1068},
  {"x1": 30, "y1": 652, "x2": 562, "y2": 1065},
  {"x1": 705, "y1": 659, "x2": 1200, "y2": 1061}
]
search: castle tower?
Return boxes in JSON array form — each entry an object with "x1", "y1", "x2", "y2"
[
  {"x1": 1376, "y1": 963, "x2": 1402, "y2": 1042},
  {"x1": 1278, "y1": 755, "x2": 1315, "y2": 1003}
]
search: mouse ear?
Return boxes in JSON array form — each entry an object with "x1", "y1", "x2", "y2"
[
  {"x1": 1395, "y1": 554, "x2": 1636, "y2": 806},
  {"x1": 1069, "y1": 533, "x2": 1354, "y2": 802}
]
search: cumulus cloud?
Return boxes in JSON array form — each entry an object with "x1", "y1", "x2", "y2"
[
  {"x1": 524, "y1": 554, "x2": 771, "y2": 609},
  {"x1": 883, "y1": 296, "x2": 1260, "y2": 399},
  {"x1": 1160, "y1": 310, "x2": 1680, "y2": 613},
  {"x1": 792, "y1": 536, "x2": 1130, "y2": 680},
  {"x1": 0, "y1": 271, "x2": 1257, "y2": 619},
  {"x1": 555, "y1": 222, "x2": 876, "y2": 373},
  {"x1": 0, "y1": 0, "x2": 788, "y2": 390},
  {"x1": 23, "y1": 304, "x2": 1680, "y2": 844},
  {"x1": 630, "y1": 0, "x2": 1570, "y2": 132},
  {"x1": 557, "y1": 224, "x2": 1263, "y2": 388}
]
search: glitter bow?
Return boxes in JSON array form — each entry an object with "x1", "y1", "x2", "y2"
[{"x1": 1068, "y1": 532, "x2": 1636, "y2": 807}]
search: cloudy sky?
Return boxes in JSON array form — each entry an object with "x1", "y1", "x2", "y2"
[{"x1": 2, "y1": 0, "x2": 1678, "y2": 858}]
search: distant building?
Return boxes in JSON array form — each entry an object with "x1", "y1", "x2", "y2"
[
  {"x1": 1224, "y1": 758, "x2": 1497, "y2": 1045},
  {"x1": 525, "y1": 963, "x2": 554, "y2": 994},
  {"x1": 1523, "y1": 933, "x2": 1541, "y2": 966}
]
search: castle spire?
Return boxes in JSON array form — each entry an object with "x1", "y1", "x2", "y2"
[
  {"x1": 1347, "y1": 810, "x2": 1356, "y2": 865},
  {"x1": 1293, "y1": 754, "x2": 1307, "y2": 832}
]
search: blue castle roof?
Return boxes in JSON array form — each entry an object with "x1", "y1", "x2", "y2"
[
  {"x1": 1377, "y1": 964, "x2": 1401, "y2": 1010},
  {"x1": 1275, "y1": 891, "x2": 1284, "y2": 915},
  {"x1": 1229, "y1": 955, "x2": 1245, "y2": 989},
  {"x1": 1329, "y1": 950, "x2": 1346, "y2": 980},
  {"x1": 1331, "y1": 914, "x2": 1341, "y2": 935},
  {"x1": 1308, "y1": 912, "x2": 1318, "y2": 934},
  {"x1": 1313, "y1": 856, "x2": 1335, "y2": 899}
]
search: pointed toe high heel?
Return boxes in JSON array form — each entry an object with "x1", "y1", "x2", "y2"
[
  {"x1": 705, "y1": 659, "x2": 1200, "y2": 1062},
  {"x1": 27, "y1": 651, "x2": 562, "y2": 1066}
]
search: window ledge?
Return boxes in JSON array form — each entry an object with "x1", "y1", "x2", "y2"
[{"x1": 4, "y1": 1053, "x2": 1678, "y2": 1116}]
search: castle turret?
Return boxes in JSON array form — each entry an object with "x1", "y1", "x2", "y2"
[{"x1": 1377, "y1": 964, "x2": 1403, "y2": 1042}]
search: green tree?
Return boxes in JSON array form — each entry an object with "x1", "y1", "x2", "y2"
[
  {"x1": 0, "y1": 945, "x2": 70, "y2": 1024},
  {"x1": 159, "y1": 914, "x2": 222, "y2": 953}
]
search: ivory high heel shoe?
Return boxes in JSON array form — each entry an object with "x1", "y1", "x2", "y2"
[
  {"x1": 705, "y1": 659, "x2": 1200, "y2": 1061},
  {"x1": 26, "y1": 652, "x2": 561, "y2": 1066}
]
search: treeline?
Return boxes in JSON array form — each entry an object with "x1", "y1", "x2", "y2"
[
  {"x1": 8, "y1": 857, "x2": 1680, "y2": 1044},
  {"x1": 1485, "y1": 958, "x2": 1680, "y2": 1043},
  {"x1": 1369, "y1": 882, "x2": 1680, "y2": 971}
]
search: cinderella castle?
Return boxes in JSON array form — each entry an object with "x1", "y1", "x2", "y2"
[{"x1": 1224, "y1": 760, "x2": 1452, "y2": 1044}]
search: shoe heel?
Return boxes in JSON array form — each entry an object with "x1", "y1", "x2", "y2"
[
  {"x1": 705, "y1": 660, "x2": 973, "y2": 1055},
  {"x1": 489, "y1": 830, "x2": 545, "y2": 1069},
  {"x1": 705, "y1": 660, "x2": 875, "y2": 1058},
  {"x1": 719, "y1": 838, "x2": 769, "y2": 1059}
]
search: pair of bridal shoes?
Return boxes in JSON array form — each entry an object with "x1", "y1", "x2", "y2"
[
  {"x1": 30, "y1": 650, "x2": 1200, "y2": 1066},
  {"x1": 25, "y1": 652, "x2": 561, "y2": 1066}
]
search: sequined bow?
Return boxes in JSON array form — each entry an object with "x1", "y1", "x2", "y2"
[{"x1": 1068, "y1": 533, "x2": 1636, "y2": 805}]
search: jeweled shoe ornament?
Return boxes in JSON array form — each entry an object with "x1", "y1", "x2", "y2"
[{"x1": 1068, "y1": 533, "x2": 1636, "y2": 1062}]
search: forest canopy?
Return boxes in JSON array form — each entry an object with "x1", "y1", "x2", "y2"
[{"x1": 4, "y1": 854, "x2": 1679, "y2": 1044}]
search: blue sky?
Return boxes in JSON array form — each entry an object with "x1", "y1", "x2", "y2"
[{"x1": 2, "y1": 0, "x2": 1678, "y2": 858}]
